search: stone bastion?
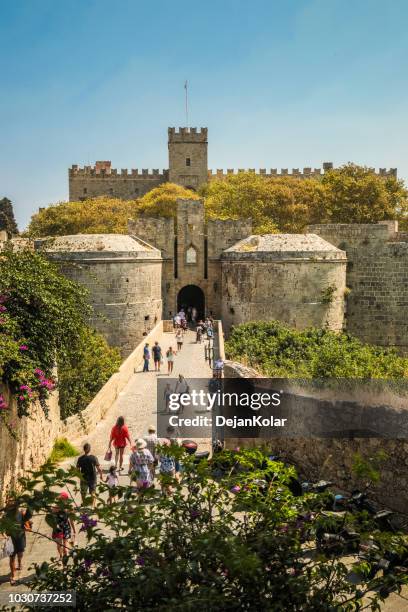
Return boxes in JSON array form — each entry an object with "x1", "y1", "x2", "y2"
[
  {"x1": 220, "y1": 233, "x2": 347, "y2": 333},
  {"x1": 35, "y1": 234, "x2": 163, "y2": 357}
]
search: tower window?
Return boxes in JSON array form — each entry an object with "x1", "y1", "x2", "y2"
[
  {"x1": 186, "y1": 245, "x2": 197, "y2": 264},
  {"x1": 186, "y1": 157, "x2": 191, "y2": 166},
  {"x1": 83, "y1": 188, "x2": 87, "y2": 195}
]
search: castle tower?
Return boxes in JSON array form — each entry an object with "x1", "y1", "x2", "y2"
[{"x1": 168, "y1": 127, "x2": 208, "y2": 190}]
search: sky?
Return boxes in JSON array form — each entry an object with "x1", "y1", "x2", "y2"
[{"x1": 1, "y1": 0, "x2": 408, "y2": 230}]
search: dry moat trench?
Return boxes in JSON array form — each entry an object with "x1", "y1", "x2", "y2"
[{"x1": 223, "y1": 361, "x2": 408, "y2": 514}]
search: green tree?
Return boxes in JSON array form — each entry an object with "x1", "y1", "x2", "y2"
[
  {"x1": 27, "y1": 185, "x2": 199, "y2": 237},
  {"x1": 0, "y1": 197, "x2": 19, "y2": 236},
  {"x1": 202, "y1": 172, "x2": 327, "y2": 233},
  {"x1": 202, "y1": 166, "x2": 408, "y2": 233},
  {"x1": 322, "y1": 163, "x2": 408, "y2": 225},
  {"x1": 27, "y1": 197, "x2": 140, "y2": 237},
  {"x1": 136, "y1": 183, "x2": 200, "y2": 218}
]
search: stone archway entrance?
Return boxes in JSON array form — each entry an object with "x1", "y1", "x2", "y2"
[{"x1": 177, "y1": 285, "x2": 205, "y2": 321}]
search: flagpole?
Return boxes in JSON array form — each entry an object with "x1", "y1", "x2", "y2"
[{"x1": 185, "y1": 80, "x2": 189, "y2": 128}]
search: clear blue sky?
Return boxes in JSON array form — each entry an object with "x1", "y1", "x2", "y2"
[{"x1": 1, "y1": 0, "x2": 408, "y2": 229}]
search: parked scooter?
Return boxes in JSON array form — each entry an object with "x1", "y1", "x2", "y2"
[
  {"x1": 181, "y1": 439, "x2": 210, "y2": 463},
  {"x1": 301, "y1": 480, "x2": 334, "y2": 494}
]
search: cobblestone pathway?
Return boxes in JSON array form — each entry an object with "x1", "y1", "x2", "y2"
[{"x1": 0, "y1": 329, "x2": 213, "y2": 596}]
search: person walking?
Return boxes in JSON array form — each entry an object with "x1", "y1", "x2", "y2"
[
  {"x1": 196, "y1": 323, "x2": 203, "y2": 343},
  {"x1": 175, "y1": 328, "x2": 183, "y2": 351},
  {"x1": 105, "y1": 465, "x2": 119, "y2": 504},
  {"x1": 152, "y1": 341, "x2": 163, "y2": 372},
  {"x1": 143, "y1": 343, "x2": 151, "y2": 372},
  {"x1": 144, "y1": 425, "x2": 158, "y2": 480},
  {"x1": 214, "y1": 357, "x2": 224, "y2": 379},
  {"x1": 76, "y1": 443, "x2": 103, "y2": 508},
  {"x1": 166, "y1": 346, "x2": 176, "y2": 375},
  {"x1": 3, "y1": 497, "x2": 32, "y2": 585},
  {"x1": 51, "y1": 492, "x2": 76, "y2": 565},
  {"x1": 163, "y1": 383, "x2": 172, "y2": 412},
  {"x1": 128, "y1": 439, "x2": 155, "y2": 491},
  {"x1": 108, "y1": 416, "x2": 131, "y2": 471},
  {"x1": 157, "y1": 439, "x2": 176, "y2": 496}
]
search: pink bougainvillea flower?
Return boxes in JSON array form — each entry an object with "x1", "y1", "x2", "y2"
[
  {"x1": 18, "y1": 395, "x2": 25, "y2": 401},
  {"x1": 0, "y1": 305, "x2": 7, "y2": 312},
  {"x1": 20, "y1": 384, "x2": 30, "y2": 391},
  {"x1": 230, "y1": 485, "x2": 241, "y2": 494},
  {"x1": 34, "y1": 368, "x2": 45, "y2": 377},
  {"x1": 0, "y1": 395, "x2": 8, "y2": 410},
  {"x1": 19, "y1": 345, "x2": 28, "y2": 351},
  {"x1": 0, "y1": 295, "x2": 7, "y2": 303}
]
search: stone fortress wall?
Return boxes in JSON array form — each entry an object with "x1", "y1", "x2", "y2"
[
  {"x1": 69, "y1": 162, "x2": 168, "y2": 201},
  {"x1": 69, "y1": 126, "x2": 397, "y2": 202},
  {"x1": 207, "y1": 165, "x2": 397, "y2": 180},
  {"x1": 310, "y1": 221, "x2": 408, "y2": 352}
]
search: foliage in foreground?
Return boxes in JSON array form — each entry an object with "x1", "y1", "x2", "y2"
[
  {"x1": 49, "y1": 438, "x2": 79, "y2": 463},
  {"x1": 26, "y1": 184, "x2": 199, "y2": 237},
  {"x1": 225, "y1": 320, "x2": 408, "y2": 379},
  {"x1": 1, "y1": 448, "x2": 407, "y2": 611},
  {"x1": 0, "y1": 247, "x2": 120, "y2": 423}
]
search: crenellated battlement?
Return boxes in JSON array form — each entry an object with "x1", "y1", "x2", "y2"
[
  {"x1": 207, "y1": 165, "x2": 397, "y2": 180},
  {"x1": 68, "y1": 127, "x2": 398, "y2": 202},
  {"x1": 69, "y1": 163, "x2": 169, "y2": 179},
  {"x1": 168, "y1": 127, "x2": 208, "y2": 142}
]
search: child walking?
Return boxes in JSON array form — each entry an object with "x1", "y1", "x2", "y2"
[{"x1": 105, "y1": 465, "x2": 119, "y2": 504}]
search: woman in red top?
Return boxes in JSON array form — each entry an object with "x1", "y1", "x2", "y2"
[{"x1": 109, "y1": 416, "x2": 131, "y2": 471}]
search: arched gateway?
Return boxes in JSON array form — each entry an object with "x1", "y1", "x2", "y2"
[{"x1": 177, "y1": 285, "x2": 205, "y2": 320}]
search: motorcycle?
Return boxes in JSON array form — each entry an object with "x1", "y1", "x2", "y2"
[{"x1": 181, "y1": 439, "x2": 210, "y2": 463}]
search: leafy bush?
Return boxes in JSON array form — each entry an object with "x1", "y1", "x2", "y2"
[
  {"x1": 3, "y1": 448, "x2": 407, "y2": 610},
  {"x1": 58, "y1": 327, "x2": 121, "y2": 419},
  {"x1": 0, "y1": 247, "x2": 120, "y2": 423},
  {"x1": 225, "y1": 321, "x2": 408, "y2": 379},
  {"x1": 49, "y1": 438, "x2": 79, "y2": 462}
]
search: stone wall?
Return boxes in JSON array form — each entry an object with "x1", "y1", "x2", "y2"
[
  {"x1": 69, "y1": 166, "x2": 167, "y2": 201},
  {"x1": 0, "y1": 384, "x2": 61, "y2": 504},
  {"x1": 310, "y1": 222, "x2": 408, "y2": 351},
  {"x1": 207, "y1": 165, "x2": 397, "y2": 181},
  {"x1": 220, "y1": 243, "x2": 346, "y2": 335}
]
